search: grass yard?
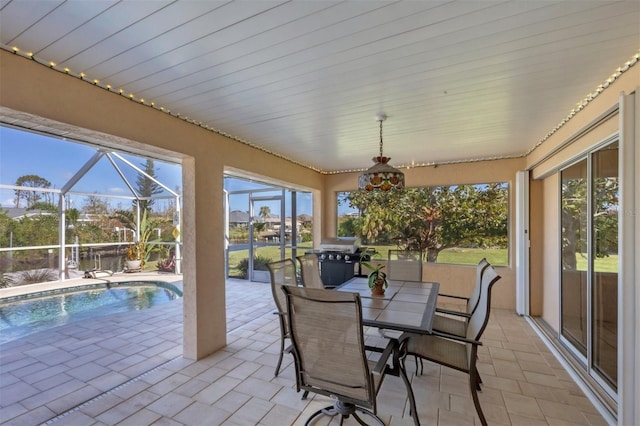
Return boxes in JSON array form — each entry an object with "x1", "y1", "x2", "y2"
[{"x1": 226, "y1": 244, "x2": 509, "y2": 277}]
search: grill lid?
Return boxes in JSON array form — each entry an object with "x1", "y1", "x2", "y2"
[{"x1": 318, "y1": 237, "x2": 361, "y2": 253}]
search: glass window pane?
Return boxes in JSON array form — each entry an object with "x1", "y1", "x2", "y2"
[
  {"x1": 337, "y1": 183, "x2": 508, "y2": 266},
  {"x1": 561, "y1": 159, "x2": 588, "y2": 356},
  {"x1": 591, "y1": 142, "x2": 618, "y2": 389}
]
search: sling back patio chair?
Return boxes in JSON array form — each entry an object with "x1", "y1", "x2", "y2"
[
  {"x1": 432, "y1": 258, "x2": 490, "y2": 337},
  {"x1": 387, "y1": 249, "x2": 423, "y2": 282},
  {"x1": 399, "y1": 265, "x2": 501, "y2": 426},
  {"x1": 266, "y1": 258, "x2": 299, "y2": 377},
  {"x1": 282, "y1": 285, "x2": 405, "y2": 426},
  {"x1": 296, "y1": 253, "x2": 328, "y2": 289}
]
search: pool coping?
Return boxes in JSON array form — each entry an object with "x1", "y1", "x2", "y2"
[{"x1": 0, "y1": 271, "x2": 183, "y2": 299}]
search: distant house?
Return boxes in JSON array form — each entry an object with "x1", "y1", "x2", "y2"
[
  {"x1": 2, "y1": 207, "x2": 54, "y2": 220},
  {"x1": 229, "y1": 210, "x2": 250, "y2": 227},
  {"x1": 297, "y1": 214, "x2": 312, "y2": 227}
]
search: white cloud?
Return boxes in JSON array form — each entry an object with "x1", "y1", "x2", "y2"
[{"x1": 108, "y1": 187, "x2": 126, "y2": 194}]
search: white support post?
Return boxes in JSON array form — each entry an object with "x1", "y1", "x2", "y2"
[
  {"x1": 515, "y1": 170, "x2": 530, "y2": 316},
  {"x1": 618, "y1": 91, "x2": 638, "y2": 426}
]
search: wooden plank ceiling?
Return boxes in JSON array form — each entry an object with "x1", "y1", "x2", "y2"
[{"x1": 1, "y1": 0, "x2": 638, "y2": 173}]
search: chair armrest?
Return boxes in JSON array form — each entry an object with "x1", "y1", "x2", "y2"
[
  {"x1": 371, "y1": 340, "x2": 396, "y2": 376},
  {"x1": 437, "y1": 292, "x2": 470, "y2": 302},
  {"x1": 431, "y1": 330, "x2": 483, "y2": 346},
  {"x1": 435, "y1": 308, "x2": 472, "y2": 318}
]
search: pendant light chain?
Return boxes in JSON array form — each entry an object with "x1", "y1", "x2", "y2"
[{"x1": 379, "y1": 119, "x2": 384, "y2": 158}]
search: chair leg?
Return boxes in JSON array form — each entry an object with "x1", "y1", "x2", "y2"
[
  {"x1": 399, "y1": 362, "x2": 421, "y2": 426},
  {"x1": 469, "y1": 373, "x2": 487, "y2": 426},
  {"x1": 274, "y1": 337, "x2": 285, "y2": 377},
  {"x1": 304, "y1": 401, "x2": 384, "y2": 426},
  {"x1": 475, "y1": 371, "x2": 483, "y2": 390}
]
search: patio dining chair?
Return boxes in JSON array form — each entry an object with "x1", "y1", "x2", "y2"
[
  {"x1": 266, "y1": 258, "x2": 299, "y2": 377},
  {"x1": 296, "y1": 253, "x2": 328, "y2": 289},
  {"x1": 387, "y1": 249, "x2": 423, "y2": 282},
  {"x1": 432, "y1": 258, "x2": 490, "y2": 337},
  {"x1": 282, "y1": 285, "x2": 405, "y2": 426},
  {"x1": 399, "y1": 265, "x2": 501, "y2": 426}
]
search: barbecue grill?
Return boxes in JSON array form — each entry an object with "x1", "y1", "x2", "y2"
[{"x1": 311, "y1": 238, "x2": 368, "y2": 287}]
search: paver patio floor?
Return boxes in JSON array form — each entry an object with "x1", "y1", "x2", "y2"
[{"x1": 0, "y1": 275, "x2": 607, "y2": 425}]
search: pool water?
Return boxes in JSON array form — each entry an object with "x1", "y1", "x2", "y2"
[{"x1": 0, "y1": 281, "x2": 182, "y2": 344}]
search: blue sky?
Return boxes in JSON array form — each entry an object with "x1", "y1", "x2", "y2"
[
  {"x1": 0, "y1": 126, "x2": 317, "y2": 216},
  {"x1": 0, "y1": 126, "x2": 182, "y2": 210}
]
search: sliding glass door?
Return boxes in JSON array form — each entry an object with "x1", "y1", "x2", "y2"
[{"x1": 560, "y1": 141, "x2": 618, "y2": 394}]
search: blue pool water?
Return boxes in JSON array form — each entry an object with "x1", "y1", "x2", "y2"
[{"x1": 0, "y1": 281, "x2": 182, "y2": 344}]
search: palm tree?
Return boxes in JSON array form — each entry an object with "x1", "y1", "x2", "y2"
[{"x1": 259, "y1": 206, "x2": 271, "y2": 229}]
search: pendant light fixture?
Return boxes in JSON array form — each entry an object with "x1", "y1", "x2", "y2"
[{"x1": 358, "y1": 113, "x2": 405, "y2": 191}]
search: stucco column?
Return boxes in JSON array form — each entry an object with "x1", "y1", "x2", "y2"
[{"x1": 182, "y1": 156, "x2": 227, "y2": 360}]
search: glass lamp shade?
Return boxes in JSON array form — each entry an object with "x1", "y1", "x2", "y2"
[{"x1": 358, "y1": 156, "x2": 405, "y2": 191}]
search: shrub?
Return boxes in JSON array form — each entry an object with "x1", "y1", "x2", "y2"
[
  {"x1": 236, "y1": 255, "x2": 273, "y2": 278},
  {"x1": 3, "y1": 268, "x2": 59, "y2": 287}
]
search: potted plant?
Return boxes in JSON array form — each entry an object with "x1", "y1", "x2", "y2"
[
  {"x1": 362, "y1": 262, "x2": 388, "y2": 295},
  {"x1": 124, "y1": 242, "x2": 144, "y2": 271}
]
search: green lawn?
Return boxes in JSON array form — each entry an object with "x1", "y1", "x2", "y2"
[
  {"x1": 227, "y1": 245, "x2": 509, "y2": 277},
  {"x1": 575, "y1": 253, "x2": 618, "y2": 273},
  {"x1": 226, "y1": 246, "x2": 618, "y2": 277}
]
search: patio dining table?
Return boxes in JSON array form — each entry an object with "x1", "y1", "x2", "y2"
[{"x1": 336, "y1": 277, "x2": 440, "y2": 426}]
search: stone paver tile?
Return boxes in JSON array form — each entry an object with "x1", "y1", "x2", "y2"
[
  {"x1": 488, "y1": 347, "x2": 518, "y2": 362},
  {"x1": 492, "y1": 359, "x2": 527, "y2": 381},
  {"x1": 2, "y1": 405, "x2": 56, "y2": 426},
  {"x1": 21, "y1": 364, "x2": 68, "y2": 385},
  {"x1": 48, "y1": 408, "x2": 97, "y2": 425},
  {"x1": 194, "y1": 376, "x2": 242, "y2": 405},
  {"x1": 260, "y1": 403, "x2": 302, "y2": 426},
  {"x1": 538, "y1": 398, "x2": 589, "y2": 425},
  {"x1": 227, "y1": 360, "x2": 262, "y2": 380},
  {"x1": 0, "y1": 402, "x2": 28, "y2": 424},
  {"x1": 439, "y1": 371, "x2": 470, "y2": 397},
  {"x1": 147, "y1": 392, "x2": 194, "y2": 417},
  {"x1": 95, "y1": 390, "x2": 160, "y2": 424},
  {"x1": 173, "y1": 377, "x2": 211, "y2": 398},
  {"x1": 438, "y1": 407, "x2": 475, "y2": 425},
  {"x1": 174, "y1": 401, "x2": 232, "y2": 426},
  {"x1": 514, "y1": 350, "x2": 550, "y2": 364},
  {"x1": 32, "y1": 372, "x2": 74, "y2": 391},
  {"x1": 270, "y1": 386, "x2": 311, "y2": 411},
  {"x1": 225, "y1": 396, "x2": 274, "y2": 425},
  {"x1": 11, "y1": 360, "x2": 50, "y2": 378},
  {"x1": 88, "y1": 371, "x2": 133, "y2": 392},
  {"x1": 116, "y1": 408, "x2": 162, "y2": 426},
  {"x1": 147, "y1": 372, "x2": 192, "y2": 396},
  {"x1": 479, "y1": 374, "x2": 522, "y2": 393},
  {"x1": 78, "y1": 393, "x2": 125, "y2": 418},
  {"x1": 213, "y1": 390, "x2": 252, "y2": 413},
  {"x1": 118, "y1": 408, "x2": 162, "y2": 426},
  {"x1": 523, "y1": 370, "x2": 565, "y2": 389},
  {"x1": 66, "y1": 363, "x2": 111, "y2": 382},
  {"x1": 582, "y1": 411, "x2": 608, "y2": 426},
  {"x1": 502, "y1": 391, "x2": 546, "y2": 420},
  {"x1": 150, "y1": 416, "x2": 184, "y2": 426},
  {"x1": 110, "y1": 379, "x2": 152, "y2": 400},
  {"x1": 1, "y1": 356, "x2": 39, "y2": 373},
  {"x1": 234, "y1": 376, "x2": 282, "y2": 400},
  {"x1": 46, "y1": 385, "x2": 103, "y2": 415},
  {"x1": 0, "y1": 380, "x2": 41, "y2": 406}
]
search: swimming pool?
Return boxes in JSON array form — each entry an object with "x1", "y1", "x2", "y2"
[{"x1": 0, "y1": 281, "x2": 183, "y2": 344}]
